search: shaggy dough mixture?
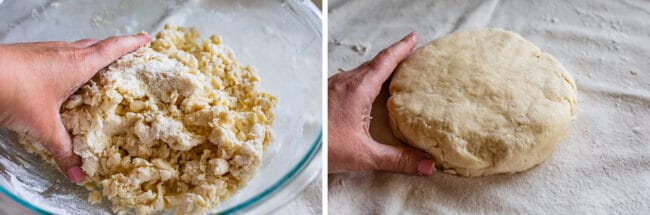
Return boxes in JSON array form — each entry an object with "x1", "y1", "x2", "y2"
[
  {"x1": 20, "y1": 25, "x2": 276, "y2": 214},
  {"x1": 388, "y1": 28, "x2": 576, "y2": 177}
]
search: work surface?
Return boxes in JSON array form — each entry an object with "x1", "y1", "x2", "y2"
[{"x1": 328, "y1": 0, "x2": 649, "y2": 214}]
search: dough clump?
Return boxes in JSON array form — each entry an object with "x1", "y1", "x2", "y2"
[
  {"x1": 388, "y1": 28, "x2": 576, "y2": 177},
  {"x1": 20, "y1": 25, "x2": 276, "y2": 214}
]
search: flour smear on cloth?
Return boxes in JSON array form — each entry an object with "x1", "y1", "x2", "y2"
[
  {"x1": 329, "y1": 0, "x2": 649, "y2": 213},
  {"x1": 20, "y1": 25, "x2": 277, "y2": 214}
]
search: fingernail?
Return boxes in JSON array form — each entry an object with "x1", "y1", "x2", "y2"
[
  {"x1": 403, "y1": 31, "x2": 416, "y2": 40},
  {"x1": 66, "y1": 166, "x2": 85, "y2": 183},
  {"x1": 417, "y1": 159, "x2": 435, "y2": 176},
  {"x1": 136, "y1": 32, "x2": 151, "y2": 40},
  {"x1": 408, "y1": 31, "x2": 416, "y2": 37}
]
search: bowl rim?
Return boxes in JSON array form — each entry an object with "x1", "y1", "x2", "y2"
[
  {"x1": 0, "y1": 180, "x2": 50, "y2": 214},
  {"x1": 218, "y1": 0, "x2": 323, "y2": 213},
  {"x1": 219, "y1": 130, "x2": 322, "y2": 214},
  {"x1": 0, "y1": 130, "x2": 322, "y2": 215}
]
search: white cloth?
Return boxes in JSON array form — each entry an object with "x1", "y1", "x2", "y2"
[
  {"x1": 329, "y1": 0, "x2": 650, "y2": 214},
  {"x1": 274, "y1": 178, "x2": 323, "y2": 215}
]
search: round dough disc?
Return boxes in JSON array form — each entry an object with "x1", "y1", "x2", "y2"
[{"x1": 387, "y1": 28, "x2": 577, "y2": 177}]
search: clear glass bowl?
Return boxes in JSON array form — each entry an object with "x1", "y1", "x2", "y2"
[{"x1": 0, "y1": 0, "x2": 322, "y2": 214}]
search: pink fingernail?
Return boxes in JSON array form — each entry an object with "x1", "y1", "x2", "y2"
[
  {"x1": 417, "y1": 159, "x2": 435, "y2": 175},
  {"x1": 404, "y1": 31, "x2": 416, "y2": 40},
  {"x1": 136, "y1": 32, "x2": 151, "y2": 40},
  {"x1": 66, "y1": 167, "x2": 85, "y2": 183}
]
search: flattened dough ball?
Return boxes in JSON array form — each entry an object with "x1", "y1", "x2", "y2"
[{"x1": 387, "y1": 28, "x2": 576, "y2": 177}]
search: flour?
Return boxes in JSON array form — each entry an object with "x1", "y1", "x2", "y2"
[{"x1": 329, "y1": 0, "x2": 650, "y2": 213}]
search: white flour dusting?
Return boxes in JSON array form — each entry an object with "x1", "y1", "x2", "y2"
[{"x1": 329, "y1": 0, "x2": 650, "y2": 214}]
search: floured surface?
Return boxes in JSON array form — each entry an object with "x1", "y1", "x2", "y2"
[{"x1": 329, "y1": 0, "x2": 650, "y2": 213}]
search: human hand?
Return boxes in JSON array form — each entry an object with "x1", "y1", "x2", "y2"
[
  {"x1": 0, "y1": 34, "x2": 151, "y2": 183},
  {"x1": 328, "y1": 32, "x2": 435, "y2": 175}
]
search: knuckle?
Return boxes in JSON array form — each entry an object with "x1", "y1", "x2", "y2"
[
  {"x1": 65, "y1": 49, "x2": 89, "y2": 62},
  {"x1": 367, "y1": 58, "x2": 384, "y2": 71},
  {"x1": 370, "y1": 48, "x2": 398, "y2": 69},
  {"x1": 50, "y1": 41, "x2": 68, "y2": 47},
  {"x1": 51, "y1": 146, "x2": 72, "y2": 161},
  {"x1": 396, "y1": 150, "x2": 415, "y2": 172},
  {"x1": 104, "y1": 36, "x2": 120, "y2": 42},
  {"x1": 60, "y1": 49, "x2": 94, "y2": 72},
  {"x1": 327, "y1": 77, "x2": 345, "y2": 91},
  {"x1": 46, "y1": 139, "x2": 67, "y2": 158},
  {"x1": 369, "y1": 59, "x2": 392, "y2": 72},
  {"x1": 396, "y1": 151, "x2": 409, "y2": 169},
  {"x1": 379, "y1": 48, "x2": 393, "y2": 57},
  {"x1": 94, "y1": 42, "x2": 114, "y2": 54},
  {"x1": 329, "y1": 72, "x2": 363, "y2": 93},
  {"x1": 50, "y1": 143, "x2": 75, "y2": 166},
  {"x1": 94, "y1": 37, "x2": 122, "y2": 54},
  {"x1": 43, "y1": 130, "x2": 73, "y2": 160}
]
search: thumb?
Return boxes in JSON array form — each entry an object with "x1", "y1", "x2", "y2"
[
  {"x1": 361, "y1": 32, "x2": 418, "y2": 91},
  {"x1": 369, "y1": 140, "x2": 435, "y2": 175},
  {"x1": 40, "y1": 114, "x2": 84, "y2": 183}
]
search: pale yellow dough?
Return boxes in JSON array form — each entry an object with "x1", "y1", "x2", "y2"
[
  {"x1": 388, "y1": 28, "x2": 576, "y2": 177},
  {"x1": 20, "y1": 25, "x2": 276, "y2": 214}
]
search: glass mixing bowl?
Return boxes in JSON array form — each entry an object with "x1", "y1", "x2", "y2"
[{"x1": 0, "y1": 0, "x2": 322, "y2": 214}]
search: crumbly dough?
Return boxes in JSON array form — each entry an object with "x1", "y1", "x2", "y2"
[
  {"x1": 387, "y1": 28, "x2": 576, "y2": 177},
  {"x1": 20, "y1": 25, "x2": 276, "y2": 214}
]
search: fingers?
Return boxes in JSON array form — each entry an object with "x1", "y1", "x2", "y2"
[
  {"x1": 369, "y1": 140, "x2": 435, "y2": 175},
  {"x1": 71, "y1": 39, "x2": 99, "y2": 48},
  {"x1": 362, "y1": 32, "x2": 418, "y2": 88},
  {"x1": 40, "y1": 114, "x2": 84, "y2": 183},
  {"x1": 87, "y1": 33, "x2": 151, "y2": 71}
]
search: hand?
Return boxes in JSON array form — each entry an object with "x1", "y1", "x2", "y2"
[
  {"x1": 328, "y1": 32, "x2": 435, "y2": 175},
  {"x1": 0, "y1": 34, "x2": 151, "y2": 183}
]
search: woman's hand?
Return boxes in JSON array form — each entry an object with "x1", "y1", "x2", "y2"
[
  {"x1": 328, "y1": 32, "x2": 435, "y2": 175},
  {"x1": 0, "y1": 34, "x2": 151, "y2": 182}
]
